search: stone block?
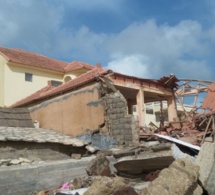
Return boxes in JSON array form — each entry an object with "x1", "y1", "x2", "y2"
[
  {"x1": 116, "y1": 102, "x2": 126, "y2": 108},
  {"x1": 106, "y1": 99, "x2": 113, "y2": 104},
  {"x1": 124, "y1": 135, "x2": 133, "y2": 141},
  {"x1": 111, "y1": 119, "x2": 120, "y2": 125},
  {"x1": 124, "y1": 124, "x2": 131, "y2": 130},
  {"x1": 110, "y1": 114, "x2": 117, "y2": 120},
  {"x1": 116, "y1": 113, "x2": 125, "y2": 118},
  {"x1": 113, "y1": 97, "x2": 122, "y2": 103},
  {"x1": 86, "y1": 155, "x2": 111, "y2": 177},
  {"x1": 116, "y1": 124, "x2": 124, "y2": 130},
  {"x1": 119, "y1": 118, "x2": 126, "y2": 124}
]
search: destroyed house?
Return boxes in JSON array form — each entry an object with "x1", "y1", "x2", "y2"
[{"x1": 11, "y1": 67, "x2": 178, "y2": 147}]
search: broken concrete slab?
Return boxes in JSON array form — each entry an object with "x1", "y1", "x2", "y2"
[
  {"x1": 114, "y1": 144, "x2": 195, "y2": 175},
  {"x1": 0, "y1": 157, "x2": 95, "y2": 195},
  {"x1": 141, "y1": 159, "x2": 201, "y2": 195},
  {"x1": 113, "y1": 147, "x2": 141, "y2": 159},
  {"x1": 0, "y1": 126, "x2": 88, "y2": 146}
]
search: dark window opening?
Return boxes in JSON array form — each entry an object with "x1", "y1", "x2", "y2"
[
  {"x1": 25, "y1": 73, "x2": 33, "y2": 82},
  {"x1": 50, "y1": 80, "x2": 62, "y2": 87}
]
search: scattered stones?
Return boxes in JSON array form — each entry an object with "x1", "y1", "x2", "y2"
[
  {"x1": 0, "y1": 157, "x2": 32, "y2": 166},
  {"x1": 0, "y1": 159, "x2": 11, "y2": 166},
  {"x1": 70, "y1": 177, "x2": 85, "y2": 189},
  {"x1": 85, "y1": 145, "x2": 97, "y2": 153}
]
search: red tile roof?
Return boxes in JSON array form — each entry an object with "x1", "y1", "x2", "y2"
[
  {"x1": 64, "y1": 61, "x2": 95, "y2": 72},
  {"x1": 0, "y1": 46, "x2": 96, "y2": 73},
  {"x1": 11, "y1": 68, "x2": 111, "y2": 107},
  {"x1": 112, "y1": 72, "x2": 177, "y2": 88},
  {"x1": 0, "y1": 46, "x2": 68, "y2": 72}
]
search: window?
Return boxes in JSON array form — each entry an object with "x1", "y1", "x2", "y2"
[
  {"x1": 25, "y1": 73, "x2": 33, "y2": 82},
  {"x1": 50, "y1": 80, "x2": 62, "y2": 87},
  {"x1": 146, "y1": 108, "x2": 153, "y2": 114}
]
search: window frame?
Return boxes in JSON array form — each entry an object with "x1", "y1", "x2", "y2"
[{"x1": 25, "y1": 73, "x2": 33, "y2": 82}]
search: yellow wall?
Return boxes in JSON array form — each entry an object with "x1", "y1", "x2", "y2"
[
  {"x1": 63, "y1": 68, "x2": 90, "y2": 82},
  {"x1": 29, "y1": 83, "x2": 104, "y2": 136},
  {"x1": 4, "y1": 62, "x2": 64, "y2": 106},
  {"x1": 0, "y1": 56, "x2": 6, "y2": 107}
]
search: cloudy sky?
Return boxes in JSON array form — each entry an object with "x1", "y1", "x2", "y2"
[{"x1": 0, "y1": 0, "x2": 215, "y2": 80}]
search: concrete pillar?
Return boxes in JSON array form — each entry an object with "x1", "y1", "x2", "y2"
[
  {"x1": 136, "y1": 87, "x2": 145, "y2": 126},
  {"x1": 127, "y1": 99, "x2": 133, "y2": 114},
  {"x1": 167, "y1": 95, "x2": 178, "y2": 122}
]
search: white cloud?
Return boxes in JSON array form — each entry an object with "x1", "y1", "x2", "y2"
[
  {"x1": 106, "y1": 20, "x2": 213, "y2": 80},
  {"x1": 0, "y1": 1, "x2": 214, "y2": 81},
  {"x1": 107, "y1": 54, "x2": 151, "y2": 78}
]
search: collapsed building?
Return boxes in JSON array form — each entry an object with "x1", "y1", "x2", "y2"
[
  {"x1": 10, "y1": 68, "x2": 178, "y2": 148},
  {"x1": 1, "y1": 66, "x2": 215, "y2": 194}
]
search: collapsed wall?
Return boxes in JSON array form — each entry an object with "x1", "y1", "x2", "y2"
[{"x1": 103, "y1": 91, "x2": 139, "y2": 147}]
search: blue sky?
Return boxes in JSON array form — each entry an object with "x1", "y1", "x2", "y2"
[{"x1": 0, "y1": 0, "x2": 215, "y2": 80}]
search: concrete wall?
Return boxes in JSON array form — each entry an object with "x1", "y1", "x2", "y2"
[
  {"x1": 29, "y1": 83, "x2": 105, "y2": 136},
  {"x1": 4, "y1": 63, "x2": 64, "y2": 106},
  {"x1": 0, "y1": 157, "x2": 94, "y2": 195}
]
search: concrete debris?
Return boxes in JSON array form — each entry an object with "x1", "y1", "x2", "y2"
[
  {"x1": 83, "y1": 176, "x2": 127, "y2": 195},
  {"x1": 141, "y1": 159, "x2": 201, "y2": 195},
  {"x1": 113, "y1": 186, "x2": 138, "y2": 195},
  {"x1": 114, "y1": 144, "x2": 195, "y2": 177},
  {"x1": 0, "y1": 126, "x2": 94, "y2": 151},
  {"x1": 71, "y1": 154, "x2": 82, "y2": 160},
  {"x1": 86, "y1": 154, "x2": 111, "y2": 177},
  {"x1": 196, "y1": 141, "x2": 215, "y2": 194},
  {"x1": 0, "y1": 157, "x2": 32, "y2": 166}
]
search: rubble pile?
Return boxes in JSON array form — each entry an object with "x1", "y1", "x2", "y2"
[
  {"x1": 140, "y1": 81, "x2": 215, "y2": 147},
  {"x1": 36, "y1": 140, "x2": 213, "y2": 195}
]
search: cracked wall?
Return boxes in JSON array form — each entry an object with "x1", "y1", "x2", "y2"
[
  {"x1": 28, "y1": 80, "x2": 139, "y2": 146},
  {"x1": 29, "y1": 83, "x2": 104, "y2": 136}
]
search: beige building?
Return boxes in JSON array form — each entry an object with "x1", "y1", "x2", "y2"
[
  {"x1": 133, "y1": 101, "x2": 193, "y2": 127},
  {"x1": 0, "y1": 47, "x2": 95, "y2": 107}
]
